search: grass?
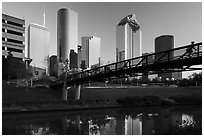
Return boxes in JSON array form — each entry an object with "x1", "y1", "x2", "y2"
[
  {"x1": 2, "y1": 81, "x2": 202, "y2": 109},
  {"x1": 78, "y1": 87, "x2": 201, "y2": 100},
  {"x1": 116, "y1": 95, "x2": 202, "y2": 107}
]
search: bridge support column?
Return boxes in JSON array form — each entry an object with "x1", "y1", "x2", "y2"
[
  {"x1": 62, "y1": 82, "x2": 70, "y2": 101},
  {"x1": 75, "y1": 84, "x2": 81, "y2": 100}
]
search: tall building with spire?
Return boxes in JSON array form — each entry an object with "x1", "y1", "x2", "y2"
[
  {"x1": 43, "y1": 5, "x2": 46, "y2": 27},
  {"x1": 57, "y1": 8, "x2": 78, "y2": 64},
  {"x1": 28, "y1": 23, "x2": 50, "y2": 77},
  {"x1": 27, "y1": 8, "x2": 50, "y2": 77},
  {"x1": 116, "y1": 14, "x2": 142, "y2": 62}
]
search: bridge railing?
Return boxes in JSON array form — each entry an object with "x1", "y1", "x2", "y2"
[{"x1": 67, "y1": 42, "x2": 202, "y2": 81}]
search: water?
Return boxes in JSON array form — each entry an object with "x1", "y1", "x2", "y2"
[{"x1": 2, "y1": 105, "x2": 201, "y2": 135}]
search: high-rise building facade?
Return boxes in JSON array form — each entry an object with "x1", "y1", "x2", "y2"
[
  {"x1": 49, "y1": 55, "x2": 58, "y2": 77},
  {"x1": 28, "y1": 23, "x2": 50, "y2": 76},
  {"x1": 116, "y1": 14, "x2": 142, "y2": 62},
  {"x1": 125, "y1": 116, "x2": 142, "y2": 135},
  {"x1": 2, "y1": 14, "x2": 25, "y2": 60},
  {"x1": 57, "y1": 8, "x2": 78, "y2": 64},
  {"x1": 155, "y1": 35, "x2": 174, "y2": 59},
  {"x1": 69, "y1": 49, "x2": 78, "y2": 69},
  {"x1": 155, "y1": 35, "x2": 182, "y2": 80},
  {"x1": 77, "y1": 45, "x2": 82, "y2": 68},
  {"x1": 81, "y1": 36, "x2": 100, "y2": 68}
]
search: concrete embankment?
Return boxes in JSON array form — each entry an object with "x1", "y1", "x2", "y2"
[{"x1": 2, "y1": 82, "x2": 202, "y2": 113}]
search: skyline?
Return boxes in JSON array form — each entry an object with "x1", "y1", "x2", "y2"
[{"x1": 2, "y1": 2, "x2": 202, "y2": 77}]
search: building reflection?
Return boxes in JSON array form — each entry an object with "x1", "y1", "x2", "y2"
[
  {"x1": 88, "y1": 115, "x2": 119, "y2": 135},
  {"x1": 98, "y1": 116, "x2": 116, "y2": 135},
  {"x1": 142, "y1": 113, "x2": 155, "y2": 135},
  {"x1": 125, "y1": 115, "x2": 142, "y2": 135},
  {"x1": 27, "y1": 124, "x2": 55, "y2": 135},
  {"x1": 123, "y1": 112, "x2": 193, "y2": 135},
  {"x1": 155, "y1": 113, "x2": 183, "y2": 134},
  {"x1": 115, "y1": 114, "x2": 125, "y2": 135},
  {"x1": 2, "y1": 107, "x2": 202, "y2": 135},
  {"x1": 7, "y1": 123, "x2": 58, "y2": 135},
  {"x1": 61, "y1": 115, "x2": 89, "y2": 135}
]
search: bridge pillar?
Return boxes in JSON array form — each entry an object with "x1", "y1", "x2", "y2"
[
  {"x1": 62, "y1": 82, "x2": 70, "y2": 101},
  {"x1": 75, "y1": 84, "x2": 81, "y2": 100}
]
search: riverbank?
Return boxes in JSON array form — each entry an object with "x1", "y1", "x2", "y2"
[
  {"x1": 2, "y1": 82, "x2": 202, "y2": 113},
  {"x1": 3, "y1": 95, "x2": 201, "y2": 114}
]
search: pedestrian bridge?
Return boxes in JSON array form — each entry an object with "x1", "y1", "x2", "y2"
[
  {"x1": 66, "y1": 42, "x2": 202, "y2": 85},
  {"x1": 57, "y1": 42, "x2": 202, "y2": 100}
]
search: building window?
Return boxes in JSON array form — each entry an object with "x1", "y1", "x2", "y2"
[
  {"x1": 2, "y1": 28, "x2": 5, "y2": 32},
  {"x1": 7, "y1": 21, "x2": 23, "y2": 27},
  {"x1": 2, "y1": 19, "x2": 5, "y2": 23},
  {"x1": 7, "y1": 38, "x2": 23, "y2": 44},
  {"x1": 7, "y1": 29, "x2": 23, "y2": 36},
  {"x1": 2, "y1": 37, "x2": 5, "y2": 41},
  {"x1": 7, "y1": 47, "x2": 23, "y2": 53},
  {"x1": 119, "y1": 51, "x2": 125, "y2": 61},
  {"x1": 2, "y1": 46, "x2": 5, "y2": 50}
]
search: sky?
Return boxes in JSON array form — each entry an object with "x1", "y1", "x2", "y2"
[{"x1": 2, "y1": 2, "x2": 202, "y2": 78}]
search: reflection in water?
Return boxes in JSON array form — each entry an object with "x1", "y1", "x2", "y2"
[
  {"x1": 125, "y1": 115, "x2": 142, "y2": 135},
  {"x1": 2, "y1": 106, "x2": 202, "y2": 135},
  {"x1": 181, "y1": 114, "x2": 194, "y2": 127}
]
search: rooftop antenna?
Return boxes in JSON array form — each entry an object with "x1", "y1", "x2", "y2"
[{"x1": 43, "y1": 5, "x2": 45, "y2": 27}]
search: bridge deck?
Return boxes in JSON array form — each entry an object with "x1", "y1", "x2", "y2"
[{"x1": 66, "y1": 42, "x2": 202, "y2": 85}]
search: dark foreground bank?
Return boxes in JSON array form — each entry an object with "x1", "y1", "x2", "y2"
[{"x1": 2, "y1": 82, "x2": 202, "y2": 113}]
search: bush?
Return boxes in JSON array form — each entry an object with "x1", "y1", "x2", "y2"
[{"x1": 2, "y1": 57, "x2": 32, "y2": 80}]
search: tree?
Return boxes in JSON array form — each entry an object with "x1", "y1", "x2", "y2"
[
  {"x1": 2, "y1": 56, "x2": 32, "y2": 80},
  {"x1": 44, "y1": 55, "x2": 50, "y2": 75},
  {"x1": 178, "y1": 72, "x2": 202, "y2": 87},
  {"x1": 188, "y1": 72, "x2": 202, "y2": 86}
]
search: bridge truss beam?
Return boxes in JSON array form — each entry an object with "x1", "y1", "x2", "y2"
[{"x1": 66, "y1": 42, "x2": 202, "y2": 85}]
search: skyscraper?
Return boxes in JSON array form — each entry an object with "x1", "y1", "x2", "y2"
[
  {"x1": 69, "y1": 49, "x2": 78, "y2": 69},
  {"x1": 28, "y1": 23, "x2": 50, "y2": 76},
  {"x1": 77, "y1": 45, "x2": 82, "y2": 68},
  {"x1": 81, "y1": 36, "x2": 100, "y2": 68},
  {"x1": 155, "y1": 35, "x2": 174, "y2": 59},
  {"x1": 49, "y1": 55, "x2": 58, "y2": 77},
  {"x1": 116, "y1": 14, "x2": 142, "y2": 62},
  {"x1": 2, "y1": 14, "x2": 25, "y2": 60},
  {"x1": 155, "y1": 35, "x2": 182, "y2": 80},
  {"x1": 57, "y1": 8, "x2": 78, "y2": 64}
]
